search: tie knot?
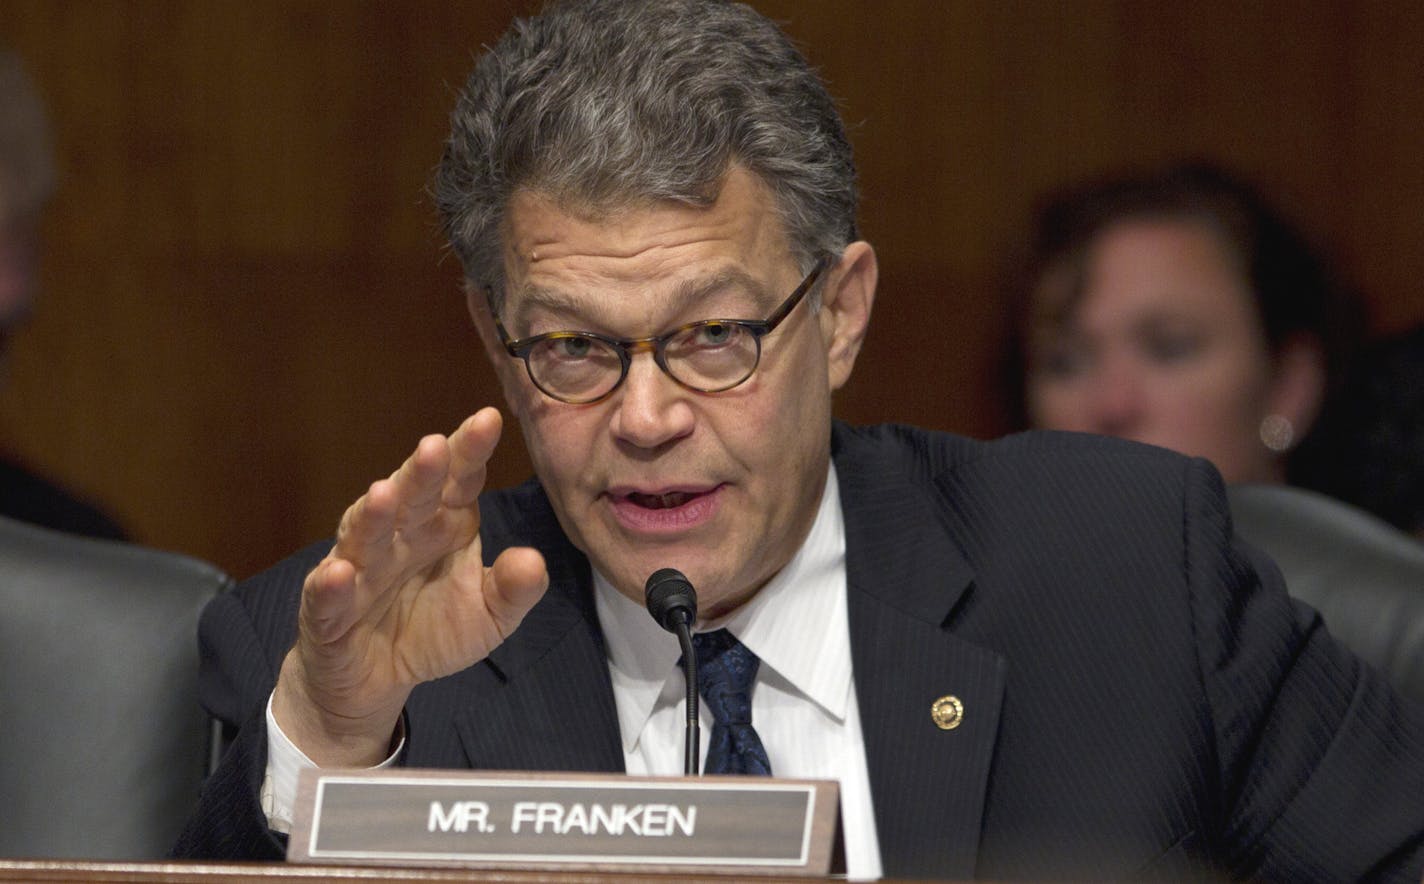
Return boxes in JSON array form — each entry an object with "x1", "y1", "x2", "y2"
[{"x1": 692, "y1": 629, "x2": 760, "y2": 724}]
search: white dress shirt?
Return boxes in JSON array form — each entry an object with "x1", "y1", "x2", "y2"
[
  {"x1": 265, "y1": 463, "x2": 882, "y2": 879},
  {"x1": 596, "y1": 463, "x2": 880, "y2": 878}
]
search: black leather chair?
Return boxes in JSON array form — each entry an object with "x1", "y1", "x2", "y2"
[
  {"x1": 1229, "y1": 484, "x2": 1424, "y2": 706},
  {"x1": 0, "y1": 515, "x2": 233, "y2": 859}
]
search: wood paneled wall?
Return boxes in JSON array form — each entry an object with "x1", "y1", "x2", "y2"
[{"x1": 2, "y1": 1, "x2": 1421, "y2": 577}]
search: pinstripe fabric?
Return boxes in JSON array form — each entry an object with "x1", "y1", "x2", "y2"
[{"x1": 175, "y1": 423, "x2": 1424, "y2": 881}]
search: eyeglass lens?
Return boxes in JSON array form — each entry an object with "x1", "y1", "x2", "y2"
[{"x1": 525, "y1": 322, "x2": 760, "y2": 402}]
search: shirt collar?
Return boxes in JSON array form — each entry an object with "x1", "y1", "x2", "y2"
[{"x1": 595, "y1": 462, "x2": 850, "y2": 755}]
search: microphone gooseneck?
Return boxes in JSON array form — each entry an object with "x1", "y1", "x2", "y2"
[{"x1": 644, "y1": 568, "x2": 700, "y2": 776}]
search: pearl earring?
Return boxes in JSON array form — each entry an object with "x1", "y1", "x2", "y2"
[{"x1": 1259, "y1": 414, "x2": 1295, "y2": 453}]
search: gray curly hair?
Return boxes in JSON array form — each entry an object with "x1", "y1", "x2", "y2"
[{"x1": 434, "y1": 0, "x2": 858, "y2": 309}]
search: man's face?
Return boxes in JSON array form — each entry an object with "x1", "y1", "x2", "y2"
[{"x1": 474, "y1": 167, "x2": 873, "y2": 620}]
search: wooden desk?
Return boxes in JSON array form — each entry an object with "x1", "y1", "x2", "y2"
[{"x1": 0, "y1": 860, "x2": 829, "y2": 882}]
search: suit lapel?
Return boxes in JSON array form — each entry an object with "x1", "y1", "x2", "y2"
[
  {"x1": 448, "y1": 484, "x2": 625, "y2": 774},
  {"x1": 835, "y1": 425, "x2": 1006, "y2": 880}
]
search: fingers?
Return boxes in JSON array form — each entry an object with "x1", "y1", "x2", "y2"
[
  {"x1": 444, "y1": 406, "x2": 503, "y2": 509},
  {"x1": 392, "y1": 434, "x2": 456, "y2": 534},
  {"x1": 333, "y1": 476, "x2": 402, "y2": 571},
  {"x1": 304, "y1": 409, "x2": 501, "y2": 634},
  {"x1": 280, "y1": 409, "x2": 515, "y2": 765},
  {"x1": 331, "y1": 408, "x2": 500, "y2": 565},
  {"x1": 300, "y1": 556, "x2": 361, "y2": 645}
]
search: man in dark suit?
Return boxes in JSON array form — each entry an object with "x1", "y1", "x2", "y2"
[{"x1": 175, "y1": 1, "x2": 1424, "y2": 878}]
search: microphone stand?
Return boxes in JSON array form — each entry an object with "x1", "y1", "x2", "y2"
[
  {"x1": 673, "y1": 616, "x2": 700, "y2": 776},
  {"x1": 644, "y1": 567, "x2": 702, "y2": 776}
]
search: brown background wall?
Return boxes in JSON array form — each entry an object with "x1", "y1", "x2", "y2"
[{"x1": 2, "y1": 1, "x2": 1421, "y2": 579}]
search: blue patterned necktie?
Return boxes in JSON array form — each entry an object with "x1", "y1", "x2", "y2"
[{"x1": 693, "y1": 629, "x2": 773, "y2": 776}]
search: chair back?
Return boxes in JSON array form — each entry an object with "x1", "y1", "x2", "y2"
[
  {"x1": 1229, "y1": 484, "x2": 1424, "y2": 706},
  {"x1": 0, "y1": 515, "x2": 233, "y2": 859}
]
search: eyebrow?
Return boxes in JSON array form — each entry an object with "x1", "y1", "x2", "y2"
[{"x1": 505, "y1": 267, "x2": 776, "y2": 331}]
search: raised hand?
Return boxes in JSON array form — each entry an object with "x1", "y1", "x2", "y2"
[{"x1": 271, "y1": 407, "x2": 548, "y2": 766}]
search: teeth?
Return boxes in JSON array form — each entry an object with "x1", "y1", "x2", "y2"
[{"x1": 630, "y1": 491, "x2": 693, "y2": 509}]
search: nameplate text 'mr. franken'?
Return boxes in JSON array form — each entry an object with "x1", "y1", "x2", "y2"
[{"x1": 287, "y1": 768, "x2": 840, "y2": 876}]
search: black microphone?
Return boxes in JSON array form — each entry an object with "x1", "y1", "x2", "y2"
[{"x1": 644, "y1": 567, "x2": 700, "y2": 776}]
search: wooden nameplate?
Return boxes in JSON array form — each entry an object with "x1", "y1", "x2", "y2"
[{"x1": 287, "y1": 768, "x2": 840, "y2": 876}]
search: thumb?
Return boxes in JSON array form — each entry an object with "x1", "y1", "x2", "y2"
[{"x1": 483, "y1": 546, "x2": 549, "y2": 641}]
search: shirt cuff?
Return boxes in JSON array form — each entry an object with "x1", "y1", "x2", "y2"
[{"x1": 260, "y1": 691, "x2": 407, "y2": 834}]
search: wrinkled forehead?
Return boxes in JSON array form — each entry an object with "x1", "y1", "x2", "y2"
[
  {"x1": 493, "y1": 169, "x2": 799, "y2": 321},
  {"x1": 505, "y1": 266, "x2": 775, "y2": 321}
]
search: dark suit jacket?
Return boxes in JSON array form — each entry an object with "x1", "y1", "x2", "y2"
[{"x1": 175, "y1": 423, "x2": 1424, "y2": 880}]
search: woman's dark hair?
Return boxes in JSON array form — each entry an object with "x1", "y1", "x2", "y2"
[
  {"x1": 1291, "y1": 323, "x2": 1424, "y2": 534},
  {"x1": 998, "y1": 160, "x2": 1363, "y2": 433}
]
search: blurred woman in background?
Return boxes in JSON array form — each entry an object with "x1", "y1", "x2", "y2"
[{"x1": 1001, "y1": 160, "x2": 1363, "y2": 485}]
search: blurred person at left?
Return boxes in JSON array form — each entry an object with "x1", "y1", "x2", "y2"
[{"x1": 0, "y1": 49, "x2": 124, "y2": 539}]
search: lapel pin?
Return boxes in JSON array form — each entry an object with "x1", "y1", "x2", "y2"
[{"x1": 931, "y1": 695, "x2": 964, "y2": 730}]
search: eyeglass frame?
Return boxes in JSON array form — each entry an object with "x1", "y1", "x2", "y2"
[{"x1": 485, "y1": 255, "x2": 833, "y2": 405}]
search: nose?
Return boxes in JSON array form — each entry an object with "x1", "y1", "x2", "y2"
[
  {"x1": 1084, "y1": 356, "x2": 1146, "y2": 438},
  {"x1": 607, "y1": 350, "x2": 696, "y2": 449}
]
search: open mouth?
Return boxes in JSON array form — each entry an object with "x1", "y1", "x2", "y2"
[
  {"x1": 607, "y1": 485, "x2": 722, "y2": 532},
  {"x1": 626, "y1": 491, "x2": 699, "y2": 509}
]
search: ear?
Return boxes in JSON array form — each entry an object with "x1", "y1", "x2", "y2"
[
  {"x1": 465, "y1": 281, "x2": 527, "y2": 407},
  {"x1": 818, "y1": 241, "x2": 877, "y2": 392},
  {"x1": 1266, "y1": 332, "x2": 1327, "y2": 440}
]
